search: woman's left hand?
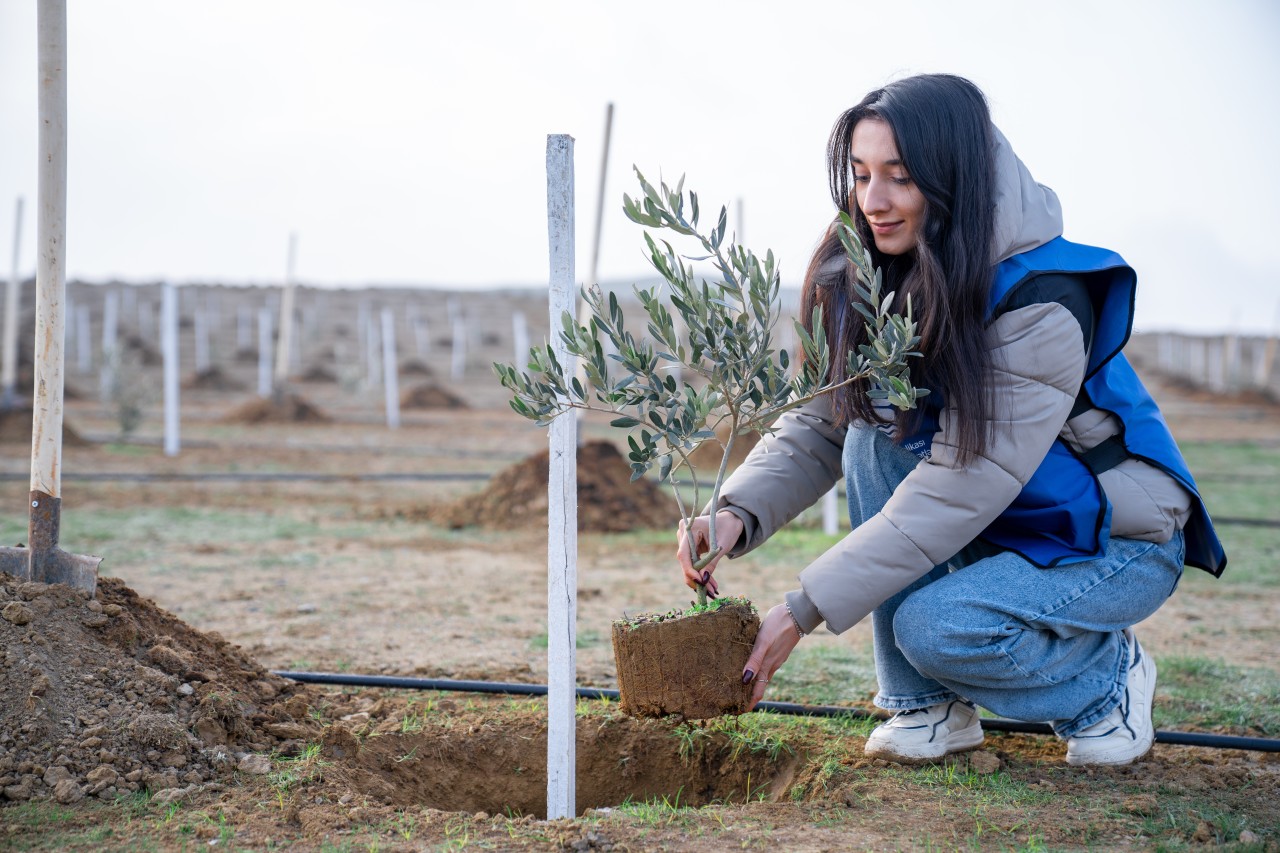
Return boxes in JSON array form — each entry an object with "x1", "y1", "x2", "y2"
[{"x1": 741, "y1": 603, "x2": 804, "y2": 711}]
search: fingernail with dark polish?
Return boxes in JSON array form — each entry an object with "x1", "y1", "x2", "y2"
[
  {"x1": 701, "y1": 571, "x2": 710, "y2": 584},
  {"x1": 742, "y1": 670, "x2": 754, "y2": 685}
]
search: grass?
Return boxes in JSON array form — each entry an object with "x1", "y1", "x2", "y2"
[{"x1": 1156, "y1": 656, "x2": 1280, "y2": 734}]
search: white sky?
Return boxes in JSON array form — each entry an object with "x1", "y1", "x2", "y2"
[{"x1": 2, "y1": 0, "x2": 1278, "y2": 334}]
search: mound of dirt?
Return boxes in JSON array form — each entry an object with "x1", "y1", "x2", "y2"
[
  {"x1": 685, "y1": 425, "x2": 761, "y2": 473},
  {"x1": 427, "y1": 440, "x2": 676, "y2": 533},
  {"x1": 0, "y1": 574, "x2": 321, "y2": 806},
  {"x1": 123, "y1": 334, "x2": 161, "y2": 367},
  {"x1": 400, "y1": 382, "x2": 468, "y2": 410},
  {"x1": 0, "y1": 407, "x2": 89, "y2": 446},
  {"x1": 221, "y1": 394, "x2": 330, "y2": 424},
  {"x1": 182, "y1": 367, "x2": 246, "y2": 392}
]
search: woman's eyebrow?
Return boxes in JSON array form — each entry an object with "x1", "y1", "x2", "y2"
[{"x1": 850, "y1": 155, "x2": 904, "y2": 166}]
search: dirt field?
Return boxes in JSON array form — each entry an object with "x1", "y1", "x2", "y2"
[{"x1": 0, "y1": 283, "x2": 1277, "y2": 851}]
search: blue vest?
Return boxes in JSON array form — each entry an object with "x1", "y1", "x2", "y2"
[{"x1": 902, "y1": 237, "x2": 1226, "y2": 576}]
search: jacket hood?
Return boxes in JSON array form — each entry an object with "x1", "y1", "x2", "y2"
[{"x1": 990, "y1": 125, "x2": 1063, "y2": 263}]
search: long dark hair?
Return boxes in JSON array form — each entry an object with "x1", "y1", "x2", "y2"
[{"x1": 801, "y1": 73, "x2": 997, "y2": 463}]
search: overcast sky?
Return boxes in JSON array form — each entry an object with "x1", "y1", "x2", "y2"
[{"x1": 2, "y1": 0, "x2": 1278, "y2": 334}]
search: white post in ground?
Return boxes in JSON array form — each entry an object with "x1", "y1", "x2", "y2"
[
  {"x1": 2, "y1": 196, "x2": 23, "y2": 408},
  {"x1": 545, "y1": 133, "x2": 578, "y2": 821},
  {"x1": 138, "y1": 297, "x2": 153, "y2": 341},
  {"x1": 99, "y1": 289, "x2": 118, "y2": 403},
  {"x1": 274, "y1": 232, "x2": 298, "y2": 391},
  {"x1": 161, "y1": 282, "x2": 180, "y2": 456},
  {"x1": 381, "y1": 307, "x2": 400, "y2": 430},
  {"x1": 257, "y1": 307, "x2": 273, "y2": 398}
]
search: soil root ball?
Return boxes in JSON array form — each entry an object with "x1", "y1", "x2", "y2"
[
  {"x1": 426, "y1": 440, "x2": 675, "y2": 533},
  {"x1": 613, "y1": 602, "x2": 760, "y2": 719},
  {"x1": 182, "y1": 366, "x2": 247, "y2": 392}
]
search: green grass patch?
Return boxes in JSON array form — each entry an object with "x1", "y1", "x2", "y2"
[
  {"x1": 1155, "y1": 656, "x2": 1280, "y2": 734},
  {"x1": 767, "y1": 641, "x2": 878, "y2": 707}
]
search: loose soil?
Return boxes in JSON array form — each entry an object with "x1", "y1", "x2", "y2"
[
  {"x1": 220, "y1": 393, "x2": 331, "y2": 425},
  {"x1": 1, "y1": 282, "x2": 1278, "y2": 850},
  {"x1": 399, "y1": 381, "x2": 468, "y2": 410}
]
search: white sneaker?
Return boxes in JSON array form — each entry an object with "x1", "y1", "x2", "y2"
[
  {"x1": 1066, "y1": 628, "x2": 1156, "y2": 766},
  {"x1": 864, "y1": 699, "x2": 984, "y2": 762}
]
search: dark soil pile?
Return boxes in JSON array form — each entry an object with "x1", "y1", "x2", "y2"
[
  {"x1": 0, "y1": 407, "x2": 88, "y2": 446},
  {"x1": 182, "y1": 367, "x2": 246, "y2": 392},
  {"x1": 123, "y1": 334, "x2": 161, "y2": 367},
  {"x1": 427, "y1": 440, "x2": 676, "y2": 533},
  {"x1": 0, "y1": 575, "x2": 322, "y2": 806},
  {"x1": 399, "y1": 358, "x2": 434, "y2": 377},
  {"x1": 399, "y1": 382, "x2": 468, "y2": 410},
  {"x1": 685, "y1": 425, "x2": 761, "y2": 474},
  {"x1": 221, "y1": 394, "x2": 330, "y2": 424}
]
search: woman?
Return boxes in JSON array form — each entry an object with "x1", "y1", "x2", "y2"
[{"x1": 677, "y1": 74, "x2": 1225, "y2": 767}]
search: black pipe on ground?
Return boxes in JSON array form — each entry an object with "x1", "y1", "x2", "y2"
[{"x1": 275, "y1": 671, "x2": 1280, "y2": 754}]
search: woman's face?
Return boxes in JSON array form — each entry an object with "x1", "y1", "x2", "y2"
[{"x1": 849, "y1": 118, "x2": 927, "y2": 256}]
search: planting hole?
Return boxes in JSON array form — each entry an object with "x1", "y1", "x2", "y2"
[{"x1": 322, "y1": 712, "x2": 802, "y2": 818}]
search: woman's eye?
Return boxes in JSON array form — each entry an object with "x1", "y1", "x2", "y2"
[
  {"x1": 852, "y1": 174, "x2": 870, "y2": 183},
  {"x1": 892, "y1": 176, "x2": 911, "y2": 186}
]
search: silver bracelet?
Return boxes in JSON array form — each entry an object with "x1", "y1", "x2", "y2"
[{"x1": 784, "y1": 602, "x2": 807, "y2": 638}]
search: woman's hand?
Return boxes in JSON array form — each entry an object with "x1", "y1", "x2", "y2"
[
  {"x1": 741, "y1": 603, "x2": 804, "y2": 711},
  {"x1": 675, "y1": 510, "x2": 744, "y2": 599}
]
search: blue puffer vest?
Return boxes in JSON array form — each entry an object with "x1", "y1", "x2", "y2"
[{"x1": 904, "y1": 237, "x2": 1226, "y2": 576}]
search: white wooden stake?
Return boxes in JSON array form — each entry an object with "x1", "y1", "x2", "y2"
[
  {"x1": 30, "y1": 0, "x2": 69, "y2": 500},
  {"x1": 545, "y1": 133, "x2": 578, "y2": 821},
  {"x1": 161, "y1": 282, "x2": 180, "y2": 456},
  {"x1": 381, "y1": 308, "x2": 400, "y2": 430},
  {"x1": 274, "y1": 232, "x2": 297, "y2": 388},
  {"x1": 2, "y1": 196, "x2": 22, "y2": 407},
  {"x1": 99, "y1": 289, "x2": 118, "y2": 402},
  {"x1": 822, "y1": 486, "x2": 839, "y2": 536},
  {"x1": 257, "y1": 307, "x2": 273, "y2": 398}
]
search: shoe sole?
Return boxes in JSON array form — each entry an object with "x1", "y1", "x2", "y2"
[
  {"x1": 1066, "y1": 645, "x2": 1157, "y2": 767},
  {"x1": 864, "y1": 723, "x2": 985, "y2": 763}
]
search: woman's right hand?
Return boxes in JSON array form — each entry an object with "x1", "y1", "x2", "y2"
[{"x1": 675, "y1": 510, "x2": 744, "y2": 599}]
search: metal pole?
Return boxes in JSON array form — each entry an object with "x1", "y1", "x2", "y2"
[{"x1": 545, "y1": 133, "x2": 578, "y2": 820}]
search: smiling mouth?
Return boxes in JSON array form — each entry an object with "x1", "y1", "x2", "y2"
[{"x1": 870, "y1": 221, "x2": 903, "y2": 234}]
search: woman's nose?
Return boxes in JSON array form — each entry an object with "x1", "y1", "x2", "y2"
[{"x1": 859, "y1": 178, "x2": 890, "y2": 215}]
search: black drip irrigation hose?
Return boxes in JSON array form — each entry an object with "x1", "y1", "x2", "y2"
[{"x1": 275, "y1": 671, "x2": 1280, "y2": 754}]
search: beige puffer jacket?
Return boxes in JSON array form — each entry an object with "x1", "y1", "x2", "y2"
[{"x1": 714, "y1": 128, "x2": 1192, "y2": 635}]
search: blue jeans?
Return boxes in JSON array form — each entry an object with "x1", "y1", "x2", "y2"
[{"x1": 843, "y1": 426, "x2": 1184, "y2": 737}]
